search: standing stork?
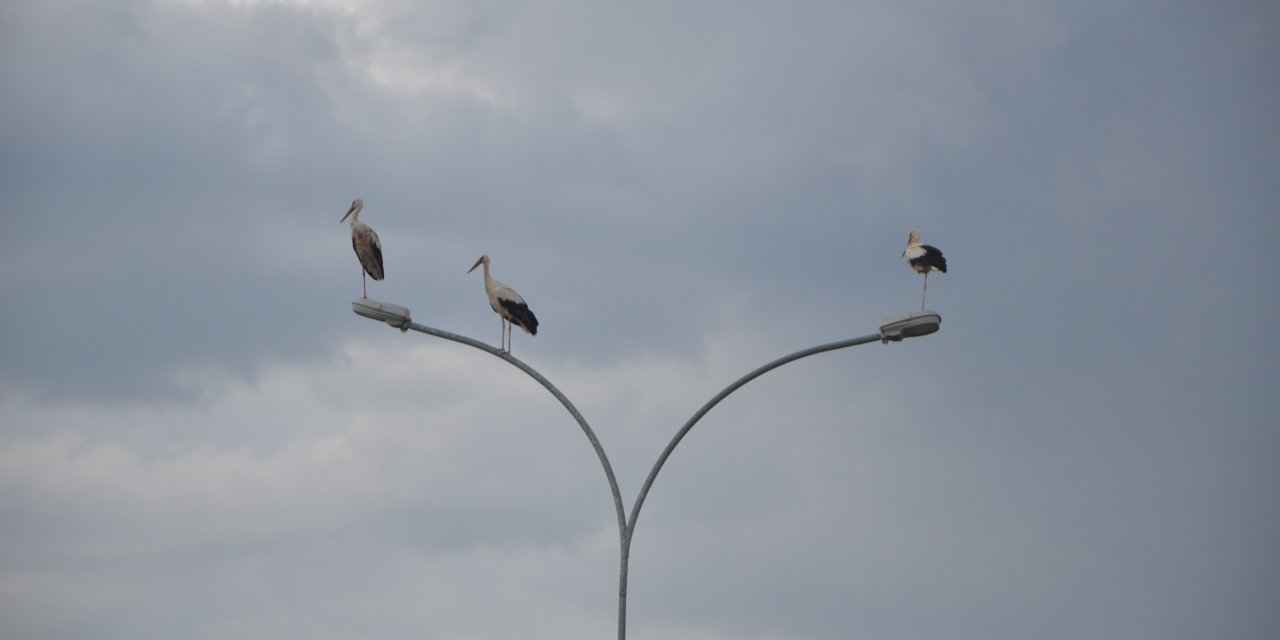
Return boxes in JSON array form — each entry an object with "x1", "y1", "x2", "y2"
[
  {"x1": 902, "y1": 228, "x2": 947, "y2": 310},
  {"x1": 468, "y1": 254, "x2": 538, "y2": 353},
  {"x1": 341, "y1": 198, "x2": 384, "y2": 298}
]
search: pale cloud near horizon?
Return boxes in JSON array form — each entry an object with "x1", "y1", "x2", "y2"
[
  {"x1": 2, "y1": 0, "x2": 1277, "y2": 638},
  {"x1": 1, "y1": 334, "x2": 930, "y2": 638}
]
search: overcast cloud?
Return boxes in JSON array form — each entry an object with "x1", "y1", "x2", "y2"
[{"x1": 1, "y1": 0, "x2": 1277, "y2": 638}]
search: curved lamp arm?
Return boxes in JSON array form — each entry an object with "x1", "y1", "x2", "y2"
[
  {"x1": 613, "y1": 333, "x2": 882, "y2": 638},
  {"x1": 403, "y1": 320, "x2": 629, "y2": 537},
  {"x1": 351, "y1": 298, "x2": 627, "y2": 540},
  {"x1": 625, "y1": 332, "x2": 883, "y2": 538}
]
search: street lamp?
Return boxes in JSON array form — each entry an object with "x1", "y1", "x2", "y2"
[
  {"x1": 351, "y1": 298, "x2": 940, "y2": 639},
  {"x1": 352, "y1": 298, "x2": 411, "y2": 330},
  {"x1": 880, "y1": 310, "x2": 941, "y2": 341}
]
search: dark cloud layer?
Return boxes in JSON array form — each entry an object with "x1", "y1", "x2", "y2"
[{"x1": 2, "y1": 1, "x2": 1278, "y2": 639}]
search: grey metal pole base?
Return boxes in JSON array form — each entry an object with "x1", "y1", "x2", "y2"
[{"x1": 351, "y1": 298, "x2": 940, "y2": 639}]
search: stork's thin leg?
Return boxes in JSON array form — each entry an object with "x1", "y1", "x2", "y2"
[
  {"x1": 362, "y1": 270, "x2": 368, "y2": 298},
  {"x1": 921, "y1": 273, "x2": 930, "y2": 310}
]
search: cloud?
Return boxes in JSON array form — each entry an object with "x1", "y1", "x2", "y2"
[
  {"x1": 7, "y1": 320, "x2": 1273, "y2": 639},
  {"x1": 0, "y1": 338, "x2": 602, "y2": 636},
  {"x1": 0, "y1": 329, "x2": 914, "y2": 638}
]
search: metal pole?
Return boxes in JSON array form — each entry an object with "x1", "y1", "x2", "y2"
[{"x1": 354, "y1": 305, "x2": 904, "y2": 639}]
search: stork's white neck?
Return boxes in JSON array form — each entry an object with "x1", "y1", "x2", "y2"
[{"x1": 480, "y1": 260, "x2": 497, "y2": 293}]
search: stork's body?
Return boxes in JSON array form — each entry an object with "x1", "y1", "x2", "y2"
[
  {"x1": 341, "y1": 199, "x2": 384, "y2": 298},
  {"x1": 902, "y1": 228, "x2": 947, "y2": 309},
  {"x1": 468, "y1": 255, "x2": 538, "y2": 353}
]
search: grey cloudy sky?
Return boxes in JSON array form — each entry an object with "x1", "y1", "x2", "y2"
[{"x1": 1, "y1": 0, "x2": 1277, "y2": 638}]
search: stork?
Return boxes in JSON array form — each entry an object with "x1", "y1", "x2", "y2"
[
  {"x1": 341, "y1": 198, "x2": 384, "y2": 298},
  {"x1": 902, "y1": 228, "x2": 947, "y2": 310},
  {"x1": 468, "y1": 255, "x2": 538, "y2": 353}
]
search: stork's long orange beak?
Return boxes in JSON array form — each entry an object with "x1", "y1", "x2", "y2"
[
  {"x1": 340, "y1": 205, "x2": 355, "y2": 223},
  {"x1": 467, "y1": 258, "x2": 484, "y2": 273}
]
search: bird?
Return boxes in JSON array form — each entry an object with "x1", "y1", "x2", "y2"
[
  {"x1": 902, "y1": 228, "x2": 947, "y2": 310},
  {"x1": 340, "y1": 198, "x2": 384, "y2": 298},
  {"x1": 468, "y1": 254, "x2": 538, "y2": 353}
]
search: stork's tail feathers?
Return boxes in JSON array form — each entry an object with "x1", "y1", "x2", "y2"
[
  {"x1": 502, "y1": 300, "x2": 539, "y2": 335},
  {"x1": 920, "y1": 244, "x2": 947, "y2": 273}
]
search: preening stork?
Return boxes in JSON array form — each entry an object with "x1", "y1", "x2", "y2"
[
  {"x1": 902, "y1": 228, "x2": 947, "y2": 309},
  {"x1": 468, "y1": 255, "x2": 538, "y2": 353},
  {"x1": 341, "y1": 198, "x2": 384, "y2": 298}
]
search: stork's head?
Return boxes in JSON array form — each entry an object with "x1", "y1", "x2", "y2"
[
  {"x1": 903, "y1": 228, "x2": 921, "y2": 257},
  {"x1": 340, "y1": 198, "x2": 364, "y2": 223},
  {"x1": 468, "y1": 255, "x2": 490, "y2": 273}
]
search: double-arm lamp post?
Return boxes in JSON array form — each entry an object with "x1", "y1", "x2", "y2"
[{"x1": 352, "y1": 298, "x2": 940, "y2": 639}]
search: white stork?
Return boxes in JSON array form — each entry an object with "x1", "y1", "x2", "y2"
[
  {"x1": 902, "y1": 228, "x2": 947, "y2": 310},
  {"x1": 340, "y1": 198, "x2": 384, "y2": 298},
  {"x1": 468, "y1": 254, "x2": 538, "y2": 353}
]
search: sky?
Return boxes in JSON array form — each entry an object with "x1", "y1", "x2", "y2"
[{"x1": 1, "y1": 0, "x2": 1277, "y2": 638}]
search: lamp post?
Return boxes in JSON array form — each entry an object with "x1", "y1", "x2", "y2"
[{"x1": 352, "y1": 298, "x2": 940, "y2": 639}]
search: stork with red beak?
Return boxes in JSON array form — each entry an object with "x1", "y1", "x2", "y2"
[{"x1": 468, "y1": 255, "x2": 538, "y2": 353}]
